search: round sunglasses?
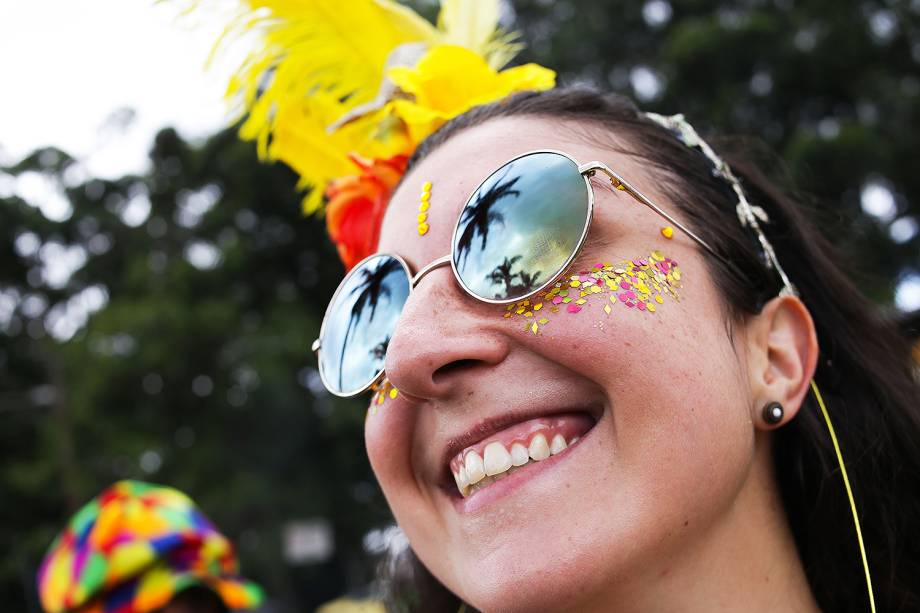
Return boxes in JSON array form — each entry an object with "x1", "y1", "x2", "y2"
[{"x1": 312, "y1": 149, "x2": 719, "y2": 397}]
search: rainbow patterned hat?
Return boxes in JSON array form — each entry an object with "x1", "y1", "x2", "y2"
[{"x1": 37, "y1": 480, "x2": 263, "y2": 613}]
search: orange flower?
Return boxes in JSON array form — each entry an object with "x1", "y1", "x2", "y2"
[{"x1": 325, "y1": 153, "x2": 409, "y2": 270}]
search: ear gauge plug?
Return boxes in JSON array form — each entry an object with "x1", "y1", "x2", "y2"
[{"x1": 761, "y1": 401, "x2": 784, "y2": 425}]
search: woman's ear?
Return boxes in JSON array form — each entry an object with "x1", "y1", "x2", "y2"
[{"x1": 743, "y1": 294, "x2": 819, "y2": 430}]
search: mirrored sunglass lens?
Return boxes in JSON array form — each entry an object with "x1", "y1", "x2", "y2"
[
  {"x1": 452, "y1": 152, "x2": 589, "y2": 301},
  {"x1": 319, "y1": 255, "x2": 410, "y2": 396}
]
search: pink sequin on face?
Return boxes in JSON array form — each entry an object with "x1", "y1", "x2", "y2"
[{"x1": 501, "y1": 250, "x2": 682, "y2": 334}]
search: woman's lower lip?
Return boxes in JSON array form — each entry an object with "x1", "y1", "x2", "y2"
[{"x1": 447, "y1": 419, "x2": 597, "y2": 515}]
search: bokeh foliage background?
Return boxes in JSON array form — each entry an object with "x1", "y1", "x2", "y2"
[{"x1": 2, "y1": 1, "x2": 918, "y2": 611}]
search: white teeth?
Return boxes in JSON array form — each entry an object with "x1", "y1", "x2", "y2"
[
  {"x1": 483, "y1": 441, "x2": 512, "y2": 476},
  {"x1": 550, "y1": 433, "x2": 568, "y2": 455},
  {"x1": 465, "y1": 450, "x2": 485, "y2": 485},
  {"x1": 528, "y1": 433, "x2": 551, "y2": 461},
  {"x1": 455, "y1": 430, "x2": 586, "y2": 497},
  {"x1": 510, "y1": 442, "x2": 529, "y2": 466}
]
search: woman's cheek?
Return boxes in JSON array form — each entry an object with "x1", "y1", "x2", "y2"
[
  {"x1": 364, "y1": 382, "x2": 415, "y2": 494},
  {"x1": 494, "y1": 250, "x2": 690, "y2": 382},
  {"x1": 498, "y1": 249, "x2": 684, "y2": 334}
]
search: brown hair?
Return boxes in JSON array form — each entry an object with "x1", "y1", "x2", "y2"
[{"x1": 379, "y1": 86, "x2": 920, "y2": 612}]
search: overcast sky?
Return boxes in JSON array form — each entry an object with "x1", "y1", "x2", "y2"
[{"x1": 0, "y1": 0, "x2": 247, "y2": 178}]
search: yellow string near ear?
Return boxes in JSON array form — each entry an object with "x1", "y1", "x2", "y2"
[{"x1": 809, "y1": 379, "x2": 875, "y2": 612}]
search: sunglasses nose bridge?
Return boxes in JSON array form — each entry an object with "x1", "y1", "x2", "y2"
[
  {"x1": 383, "y1": 266, "x2": 512, "y2": 401},
  {"x1": 410, "y1": 254, "x2": 452, "y2": 289}
]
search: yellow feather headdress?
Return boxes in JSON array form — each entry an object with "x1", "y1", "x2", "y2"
[{"x1": 208, "y1": 0, "x2": 555, "y2": 268}]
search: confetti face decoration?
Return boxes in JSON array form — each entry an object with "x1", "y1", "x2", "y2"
[
  {"x1": 369, "y1": 378, "x2": 398, "y2": 416},
  {"x1": 418, "y1": 181, "x2": 432, "y2": 236},
  {"x1": 661, "y1": 226, "x2": 674, "y2": 239},
  {"x1": 502, "y1": 251, "x2": 682, "y2": 334}
]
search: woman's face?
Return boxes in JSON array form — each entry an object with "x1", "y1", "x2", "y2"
[{"x1": 365, "y1": 117, "x2": 757, "y2": 611}]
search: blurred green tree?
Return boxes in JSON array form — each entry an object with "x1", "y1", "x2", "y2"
[
  {"x1": 0, "y1": 128, "x2": 389, "y2": 611},
  {"x1": 511, "y1": 0, "x2": 919, "y2": 301}
]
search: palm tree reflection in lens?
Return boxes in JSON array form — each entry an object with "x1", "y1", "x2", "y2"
[
  {"x1": 454, "y1": 166, "x2": 521, "y2": 271},
  {"x1": 486, "y1": 255, "x2": 542, "y2": 299},
  {"x1": 454, "y1": 155, "x2": 582, "y2": 302},
  {"x1": 338, "y1": 257, "x2": 402, "y2": 391}
]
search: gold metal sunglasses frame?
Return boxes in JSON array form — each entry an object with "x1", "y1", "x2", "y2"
[{"x1": 312, "y1": 149, "x2": 722, "y2": 398}]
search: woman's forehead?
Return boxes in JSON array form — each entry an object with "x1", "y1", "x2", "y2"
[
  {"x1": 399, "y1": 117, "x2": 644, "y2": 199},
  {"x1": 379, "y1": 116, "x2": 658, "y2": 250}
]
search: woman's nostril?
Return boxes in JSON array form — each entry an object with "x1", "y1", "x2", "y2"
[{"x1": 432, "y1": 359, "x2": 481, "y2": 384}]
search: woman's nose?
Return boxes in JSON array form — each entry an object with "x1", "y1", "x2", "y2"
[{"x1": 384, "y1": 265, "x2": 510, "y2": 400}]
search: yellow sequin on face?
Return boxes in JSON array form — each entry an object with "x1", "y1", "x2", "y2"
[
  {"x1": 500, "y1": 251, "x2": 683, "y2": 334},
  {"x1": 369, "y1": 378, "x2": 398, "y2": 411},
  {"x1": 418, "y1": 182, "x2": 432, "y2": 236}
]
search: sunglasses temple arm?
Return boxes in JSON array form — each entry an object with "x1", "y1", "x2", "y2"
[
  {"x1": 579, "y1": 163, "x2": 722, "y2": 261},
  {"x1": 411, "y1": 254, "x2": 452, "y2": 288}
]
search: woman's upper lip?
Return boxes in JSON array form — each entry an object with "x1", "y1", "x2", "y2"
[{"x1": 437, "y1": 403, "x2": 602, "y2": 485}]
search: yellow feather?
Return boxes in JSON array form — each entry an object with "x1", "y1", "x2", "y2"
[
  {"x1": 213, "y1": 0, "x2": 436, "y2": 211},
  {"x1": 230, "y1": 1, "x2": 436, "y2": 98},
  {"x1": 437, "y1": 0, "x2": 522, "y2": 69},
  {"x1": 200, "y1": 0, "x2": 538, "y2": 215}
]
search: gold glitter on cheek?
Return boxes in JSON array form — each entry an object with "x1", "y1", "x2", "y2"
[
  {"x1": 501, "y1": 251, "x2": 683, "y2": 334},
  {"x1": 368, "y1": 378, "x2": 398, "y2": 416}
]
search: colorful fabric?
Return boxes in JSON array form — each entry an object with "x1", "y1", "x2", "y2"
[{"x1": 37, "y1": 480, "x2": 263, "y2": 613}]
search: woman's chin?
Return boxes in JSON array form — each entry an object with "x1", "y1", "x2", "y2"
[
  {"x1": 414, "y1": 416, "x2": 635, "y2": 610},
  {"x1": 443, "y1": 543, "x2": 622, "y2": 613}
]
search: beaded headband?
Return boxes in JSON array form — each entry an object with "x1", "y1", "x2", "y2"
[
  {"x1": 644, "y1": 111, "x2": 875, "y2": 612},
  {"x1": 644, "y1": 112, "x2": 797, "y2": 296}
]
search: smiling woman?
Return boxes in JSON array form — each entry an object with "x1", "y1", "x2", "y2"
[
  {"x1": 208, "y1": 1, "x2": 920, "y2": 611},
  {"x1": 348, "y1": 88, "x2": 920, "y2": 612}
]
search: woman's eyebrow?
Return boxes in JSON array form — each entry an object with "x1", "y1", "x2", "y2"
[{"x1": 566, "y1": 231, "x2": 625, "y2": 274}]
